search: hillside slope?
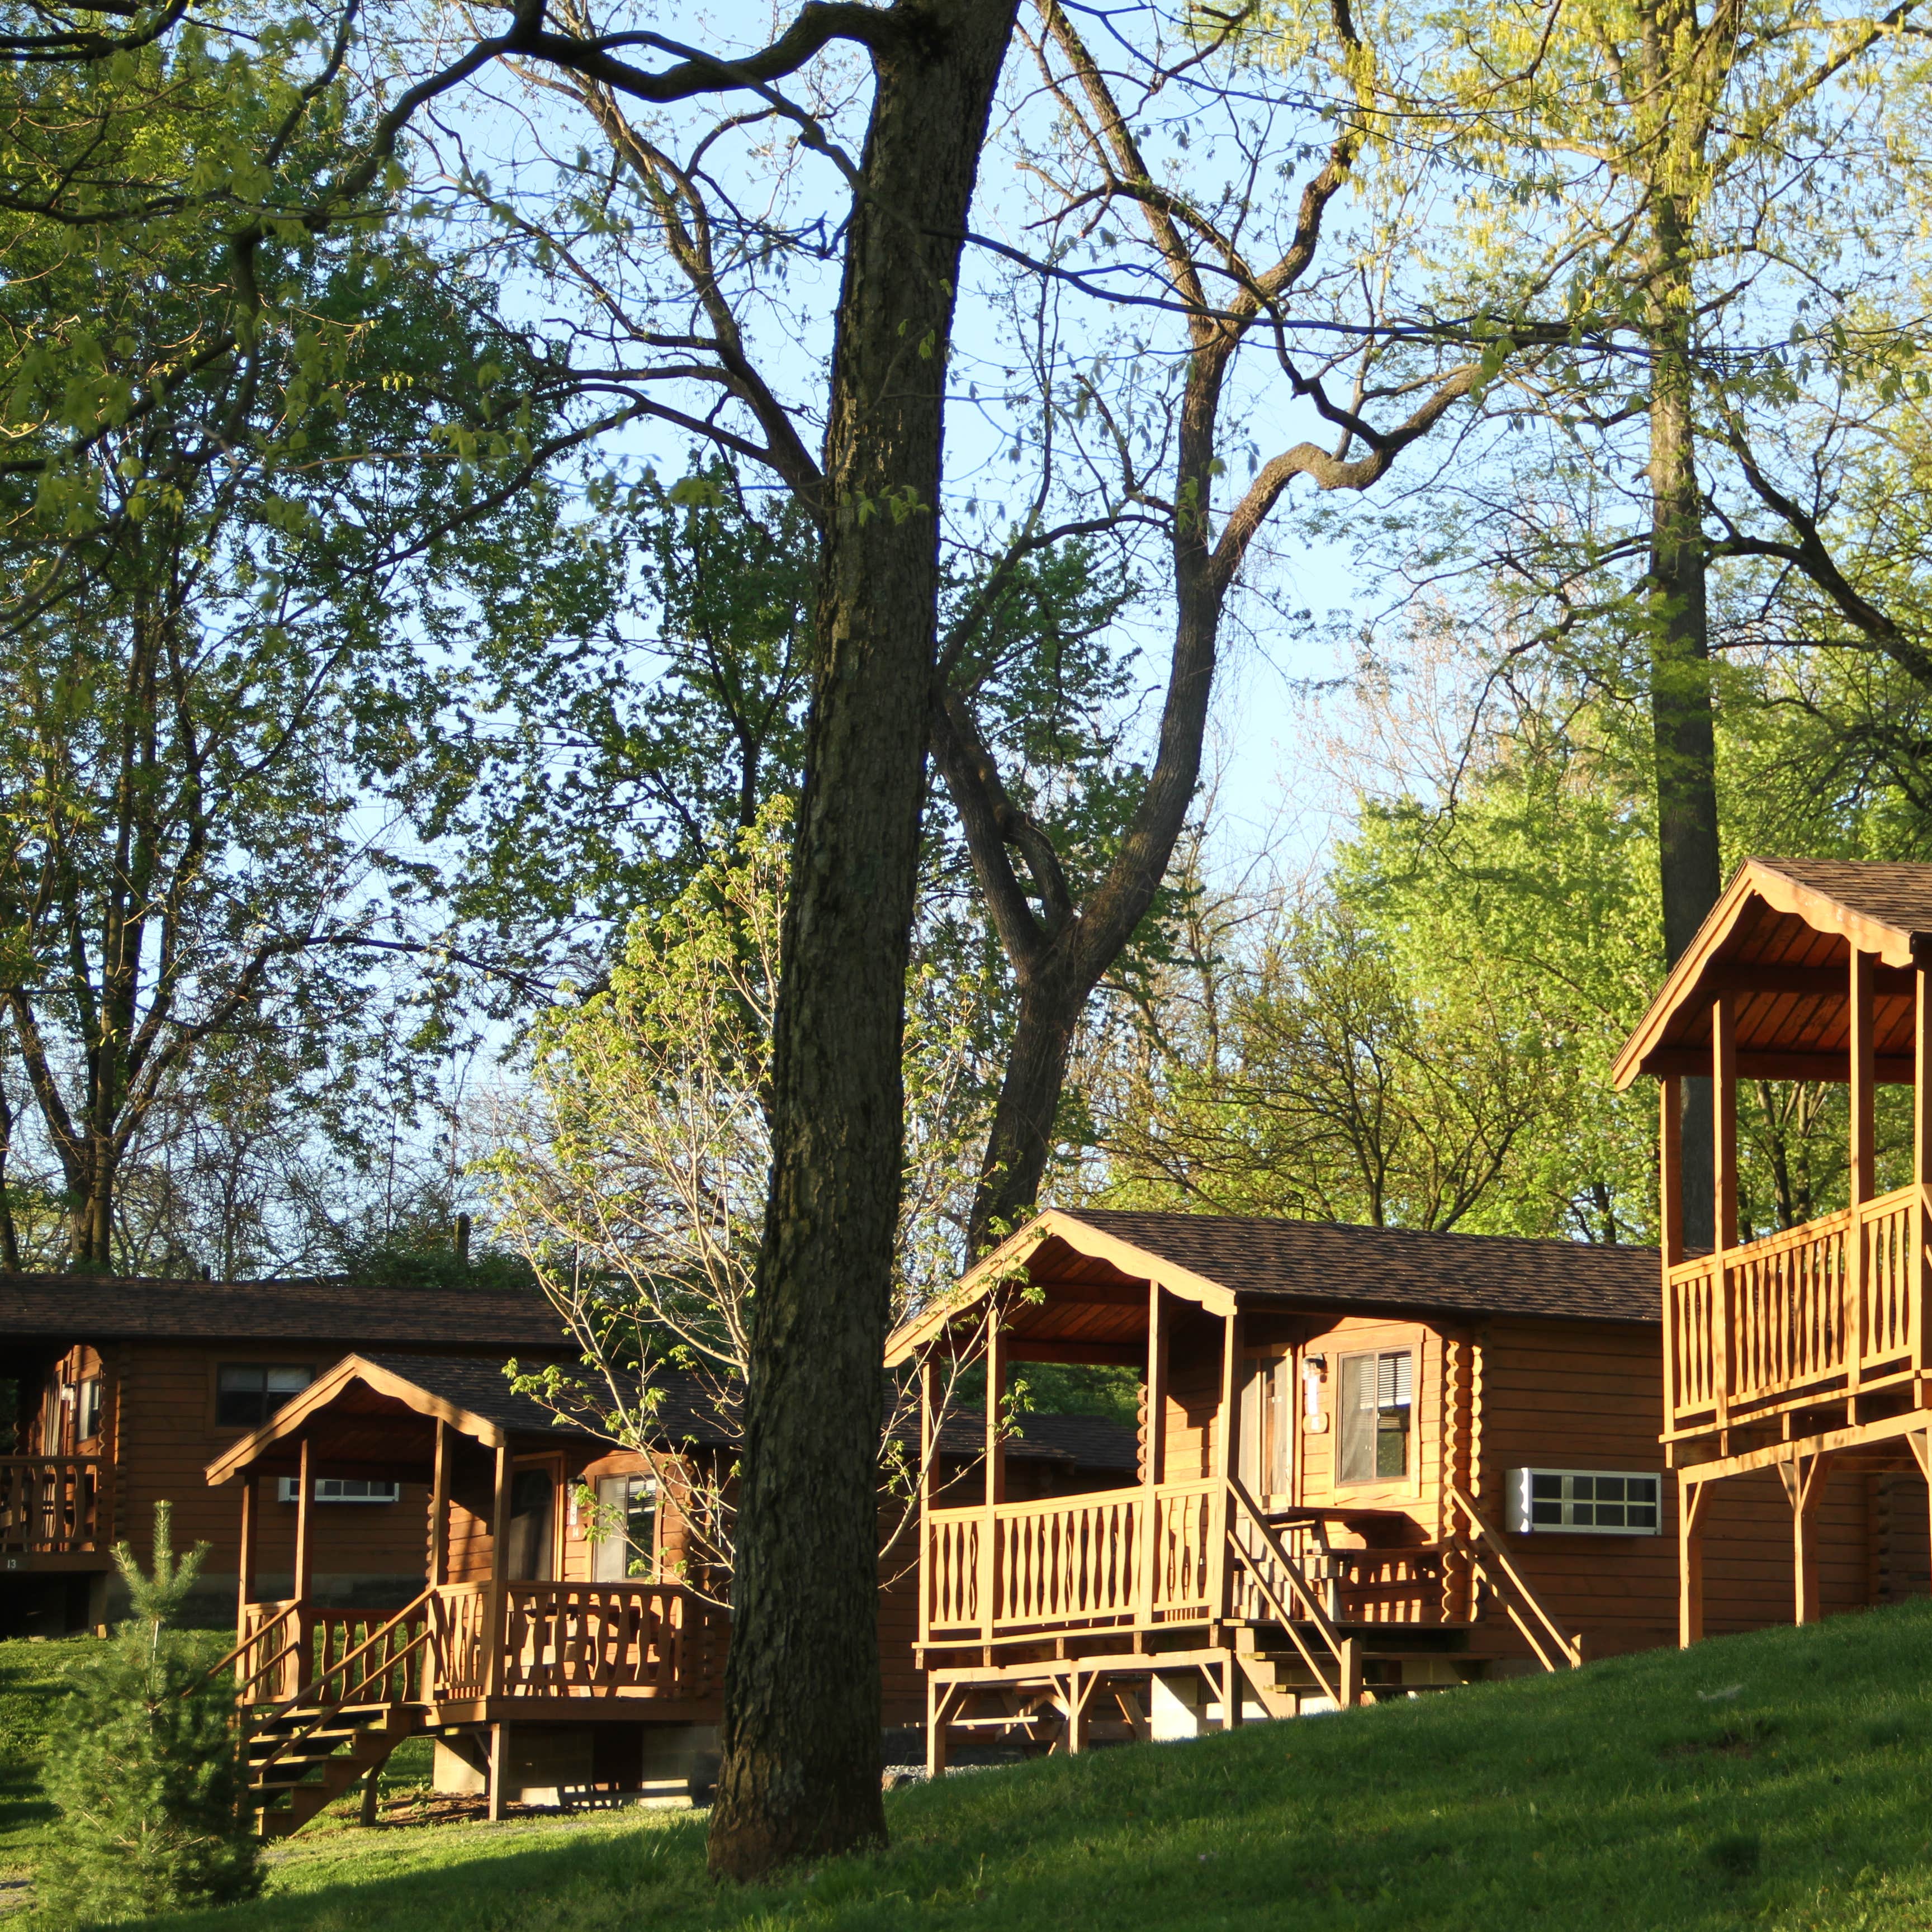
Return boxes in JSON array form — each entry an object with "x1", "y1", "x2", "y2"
[{"x1": 110, "y1": 1599, "x2": 1932, "y2": 1931}]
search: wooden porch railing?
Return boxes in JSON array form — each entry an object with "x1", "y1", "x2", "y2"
[
  {"x1": 228, "y1": 1581, "x2": 726, "y2": 1711},
  {"x1": 925, "y1": 1475, "x2": 1578, "y2": 1686},
  {"x1": 499, "y1": 1582, "x2": 724, "y2": 1700},
  {"x1": 1666, "y1": 1181, "x2": 1927, "y2": 1436},
  {"x1": 0, "y1": 1456, "x2": 103, "y2": 1555}
]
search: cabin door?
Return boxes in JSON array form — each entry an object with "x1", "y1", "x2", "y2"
[
  {"x1": 506, "y1": 1461, "x2": 560, "y2": 1580},
  {"x1": 1239, "y1": 1350, "x2": 1292, "y2": 1504}
]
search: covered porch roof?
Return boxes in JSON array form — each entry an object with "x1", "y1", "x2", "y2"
[
  {"x1": 203, "y1": 1352, "x2": 612, "y2": 1487},
  {"x1": 1612, "y1": 858, "x2": 1932, "y2": 1090},
  {"x1": 885, "y1": 1208, "x2": 1658, "y2": 1366}
]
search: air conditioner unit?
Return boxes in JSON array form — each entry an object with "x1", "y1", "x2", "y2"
[
  {"x1": 275, "y1": 1478, "x2": 401, "y2": 1504},
  {"x1": 1505, "y1": 1468, "x2": 1662, "y2": 1535}
]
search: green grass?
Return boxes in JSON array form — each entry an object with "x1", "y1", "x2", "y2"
[
  {"x1": 27, "y1": 1602, "x2": 1932, "y2": 1928},
  {"x1": 0, "y1": 1636, "x2": 84, "y2": 1880}
]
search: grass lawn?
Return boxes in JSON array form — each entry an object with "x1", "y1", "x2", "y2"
[{"x1": 17, "y1": 1601, "x2": 1932, "y2": 1928}]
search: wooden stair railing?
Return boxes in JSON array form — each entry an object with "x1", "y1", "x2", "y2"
[
  {"x1": 240, "y1": 1592, "x2": 433, "y2": 1835},
  {"x1": 1223, "y1": 1476, "x2": 1361, "y2": 1708},
  {"x1": 1447, "y1": 1484, "x2": 1583, "y2": 1673}
]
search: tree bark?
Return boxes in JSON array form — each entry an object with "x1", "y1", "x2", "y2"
[
  {"x1": 707, "y1": 0, "x2": 1021, "y2": 1880},
  {"x1": 1640, "y1": 0, "x2": 1726, "y2": 1249}
]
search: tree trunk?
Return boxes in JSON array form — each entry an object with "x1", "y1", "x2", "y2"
[
  {"x1": 968, "y1": 965, "x2": 1086, "y2": 1250},
  {"x1": 706, "y1": 0, "x2": 1020, "y2": 1881},
  {"x1": 1642, "y1": 10, "x2": 1724, "y2": 1248}
]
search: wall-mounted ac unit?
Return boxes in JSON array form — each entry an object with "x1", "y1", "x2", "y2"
[
  {"x1": 1505, "y1": 1468, "x2": 1661, "y2": 1535},
  {"x1": 274, "y1": 1478, "x2": 401, "y2": 1504}
]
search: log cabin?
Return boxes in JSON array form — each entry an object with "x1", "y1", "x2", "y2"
[
  {"x1": 0, "y1": 1271, "x2": 567, "y2": 1635},
  {"x1": 1612, "y1": 858, "x2": 1932, "y2": 1644},
  {"x1": 200, "y1": 1350, "x2": 1134, "y2": 1830},
  {"x1": 887, "y1": 1209, "x2": 1690, "y2": 1772}
]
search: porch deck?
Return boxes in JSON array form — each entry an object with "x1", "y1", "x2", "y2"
[
  {"x1": 224, "y1": 1579, "x2": 726, "y2": 1832},
  {"x1": 917, "y1": 1472, "x2": 1580, "y2": 1764}
]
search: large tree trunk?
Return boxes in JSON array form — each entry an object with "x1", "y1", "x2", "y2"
[
  {"x1": 1644, "y1": 82, "x2": 1724, "y2": 1247},
  {"x1": 707, "y1": 0, "x2": 1020, "y2": 1881}
]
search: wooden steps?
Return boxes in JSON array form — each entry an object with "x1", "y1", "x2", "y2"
[{"x1": 243, "y1": 1702, "x2": 419, "y2": 1837}]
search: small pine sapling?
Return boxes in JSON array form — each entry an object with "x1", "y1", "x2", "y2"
[{"x1": 36, "y1": 1502, "x2": 263, "y2": 1922}]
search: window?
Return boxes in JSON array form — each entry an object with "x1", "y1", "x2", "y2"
[
  {"x1": 592, "y1": 1476, "x2": 657, "y2": 1581},
  {"x1": 216, "y1": 1365, "x2": 312, "y2": 1430},
  {"x1": 1337, "y1": 1349, "x2": 1412, "y2": 1485},
  {"x1": 75, "y1": 1377, "x2": 102, "y2": 1444},
  {"x1": 1507, "y1": 1469, "x2": 1662, "y2": 1535},
  {"x1": 274, "y1": 1478, "x2": 401, "y2": 1504}
]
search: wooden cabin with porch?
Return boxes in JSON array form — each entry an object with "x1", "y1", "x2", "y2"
[
  {"x1": 202, "y1": 1351, "x2": 1135, "y2": 1831},
  {"x1": 0, "y1": 1271, "x2": 567, "y2": 1634},
  {"x1": 890, "y1": 1209, "x2": 1685, "y2": 1771},
  {"x1": 1612, "y1": 858, "x2": 1932, "y2": 1644}
]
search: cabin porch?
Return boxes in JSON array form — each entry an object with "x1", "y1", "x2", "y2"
[
  {"x1": 891, "y1": 1215, "x2": 1587, "y2": 1773},
  {"x1": 205, "y1": 1353, "x2": 727, "y2": 1833},
  {"x1": 1613, "y1": 860, "x2": 1932, "y2": 1644}
]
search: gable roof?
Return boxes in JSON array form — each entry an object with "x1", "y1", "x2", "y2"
[
  {"x1": 887, "y1": 1208, "x2": 1658, "y2": 1363},
  {"x1": 1613, "y1": 858, "x2": 1932, "y2": 1089},
  {"x1": 0, "y1": 1272, "x2": 566, "y2": 1350}
]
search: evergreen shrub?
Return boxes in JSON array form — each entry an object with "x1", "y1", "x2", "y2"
[{"x1": 35, "y1": 1502, "x2": 262, "y2": 1924}]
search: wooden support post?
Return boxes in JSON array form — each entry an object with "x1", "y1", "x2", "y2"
[
  {"x1": 981, "y1": 1312, "x2": 1006, "y2": 1647},
  {"x1": 1222, "y1": 1652, "x2": 1244, "y2": 1731},
  {"x1": 1141, "y1": 1283, "x2": 1168, "y2": 1625},
  {"x1": 292, "y1": 1436, "x2": 314, "y2": 1604},
  {"x1": 1210, "y1": 1309, "x2": 1240, "y2": 1626},
  {"x1": 360, "y1": 1765, "x2": 380, "y2": 1827},
  {"x1": 918, "y1": 1356, "x2": 939, "y2": 1647},
  {"x1": 236, "y1": 1474, "x2": 258, "y2": 1644},
  {"x1": 487, "y1": 1721, "x2": 508, "y2": 1823},
  {"x1": 1678, "y1": 1472, "x2": 1710, "y2": 1649},
  {"x1": 1713, "y1": 992, "x2": 1738, "y2": 1428},
  {"x1": 1851, "y1": 948, "x2": 1876, "y2": 1401},
  {"x1": 1067, "y1": 1671, "x2": 1091, "y2": 1755},
  {"x1": 926, "y1": 1680, "x2": 956, "y2": 1779},
  {"x1": 1339, "y1": 1636, "x2": 1362, "y2": 1711},
  {"x1": 1782, "y1": 1452, "x2": 1833, "y2": 1627},
  {"x1": 1660, "y1": 1079, "x2": 1684, "y2": 1270},
  {"x1": 1916, "y1": 965, "x2": 1932, "y2": 1382},
  {"x1": 483, "y1": 1445, "x2": 512, "y2": 1701},
  {"x1": 428, "y1": 1419, "x2": 450, "y2": 1590}
]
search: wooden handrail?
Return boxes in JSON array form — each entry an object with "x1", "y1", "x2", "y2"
[
  {"x1": 1223, "y1": 1476, "x2": 1351, "y2": 1706},
  {"x1": 1448, "y1": 1484, "x2": 1581, "y2": 1671},
  {"x1": 255, "y1": 1588, "x2": 434, "y2": 1729},
  {"x1": 250, "y1": 1625, "x2": 432, "y2": 1783}
]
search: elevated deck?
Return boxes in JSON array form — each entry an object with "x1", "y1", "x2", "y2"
[
  {"x1": 228, "y1": 1579, "x2": 727, "y2": 1832},
  {"x1": 1666, "y1": 1182, "x2": 1931, "y2": 1462},
  {"x1": 916, "y1": 1473, "x2": 1579, "y2": 1767}
]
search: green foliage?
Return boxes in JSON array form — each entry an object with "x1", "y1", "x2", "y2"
[{"x1": 36, "y1": 1504, "x2": 261, "y2": 1924}]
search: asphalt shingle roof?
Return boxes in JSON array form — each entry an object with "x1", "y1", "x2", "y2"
[
  {"x1": 0, "y1": 1272, "x2": 567, "y2": 1348},
  {"x1": 1065, "y1": 1209, "x2": 1660, "y2": 1325}
]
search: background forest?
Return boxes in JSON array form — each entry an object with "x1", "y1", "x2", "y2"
[{"x1": 3, "y1": 0, "x2": 1929, "y2": 1302}]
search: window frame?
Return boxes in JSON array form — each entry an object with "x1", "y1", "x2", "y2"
[
  {"x1": 1505, "y1": 1467, "x2": 1664, "y2": 1536},
  {"x1": 213, "y1": 1363, "x2": 315, "y2": 1433},
  {"x1": 1334, "y1": 1346, "x2": 1415, "y2": 1488}
]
